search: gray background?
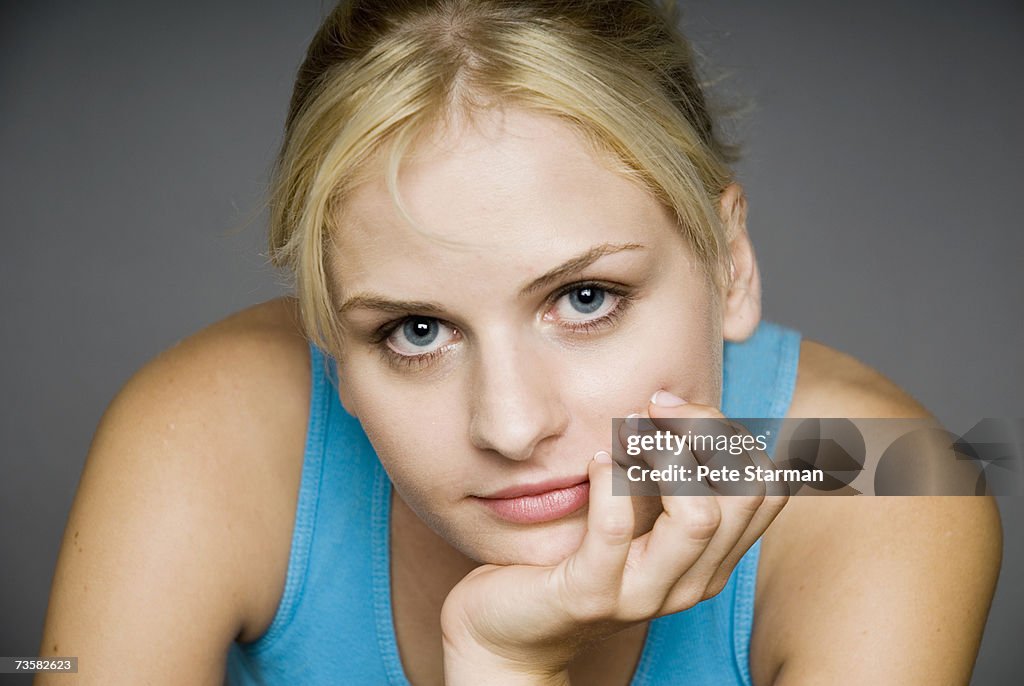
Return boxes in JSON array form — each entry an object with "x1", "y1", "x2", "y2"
[{"x1": 1, "y1": 0, "x2": 1020, "y2": 683}]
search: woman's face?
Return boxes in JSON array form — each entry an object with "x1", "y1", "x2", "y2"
[{"x1": 330, "y1": 108, "x2": 726, "y2": 566}]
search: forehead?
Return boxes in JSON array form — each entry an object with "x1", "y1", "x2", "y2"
[{"x1": 330, "y1": 108, "x2": 681, "y2": 289}]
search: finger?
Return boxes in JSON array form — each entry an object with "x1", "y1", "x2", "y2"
[
  {"x1": 557, "y1": 451, "x2": 636, "y2": 615},
  {"x1": 615, "y1": 413, "x2": 659, "y2": 464},
  {"x1": 638, "y1": 403, "x2": 737, "y2": 495},
  {"x1": 649, "y1": 398, "x2": 774, "y2": 496},
  {"x1": 617, "y1": 414, "x2": 706, "y2": 498},
  {"x1": 615, "y1": 414, "x2": 648, "y2": 465},
  {"x1": 650, "y1": 415, "x2": 777, "y2": 609},
  {"x1": 636, "y1": 395, "x2": 786, "y2": 611},
  {"x1": 701, "y1": 441, "x2": 790, "y2": 597},
  {"x1": 644, "y1": 396, "x2": 725, "y2": 468},
  {"x1": 618, "y1": 397, "x2": 756, "y2": 610},
  {"x1": 658, "y1": 439, "x2": 789, "y2": 611},
  {"x1": 657, "y1": 491, "x2": 765, "y2": 612},
  {"x1": 620, "y1": 492, "x2": 721, "y2": 613}
]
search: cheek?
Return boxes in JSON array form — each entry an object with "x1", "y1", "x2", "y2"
[
  {"x1": 339, "y1": 359, "x2": 467, "y2": 500},
  {"x1": 566, "y1": 297, "x2": 723, "y2": 420},
  {"x1": 649, "y1": 312, "x2": 722, "y2": 407}
]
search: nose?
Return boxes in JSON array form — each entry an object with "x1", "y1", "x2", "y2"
[{"x1": 467, "y1": 333, "x2": 569, "y2": 461}]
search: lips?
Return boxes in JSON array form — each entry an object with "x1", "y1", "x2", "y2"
[
  {"x1": 475, "y1": 475, "x2": 590, "y2": 524},
  {"x1": 481, "y1": 474, "x2": 590, "y2": 499}
]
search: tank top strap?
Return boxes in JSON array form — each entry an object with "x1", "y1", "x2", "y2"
[
  {"x1": 722, "y1": 319, "x2": 802, "y2": 421},
  {"x1": 226, "y1": 343, "x2": 395, "y2": 684}
]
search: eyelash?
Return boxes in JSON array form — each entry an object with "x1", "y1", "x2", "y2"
[
  {"x1": 371, "y1": 281, "x2": 635, "y2": 371},
  {"x1": 554, "y1": 282, "x2": 634, "y2": 335}
]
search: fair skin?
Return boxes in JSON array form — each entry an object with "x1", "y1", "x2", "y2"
[
  {"x1": 329, "y1": 107, "x2": 751, "y2": 568},
  {"x1": 332, "y1": 107, "x2": 783, "y2": 684},
  {"x1": 37, "y1": 108, "x2": 1001, "y2": 685}
]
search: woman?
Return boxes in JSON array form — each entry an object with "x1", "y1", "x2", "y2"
[{"x1": 37, "y1": 1, "x2": 1001, "y2": 684}]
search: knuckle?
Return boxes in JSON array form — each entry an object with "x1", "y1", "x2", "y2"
[
  {"x1": 621, "y1": 594, "x2": 663, "y2": 622},
  {"x1": 683, "y1": 500, "x2": 721, "y2": 541},
  {"x1": 668, "y1": 585, "x2": 705, "y2": 611},
  {"x1": 764, "y1": 493, "x2": 790, "y2": 514},
  {"x1": 733, "y1": 493, "x2": 765, "y2": 515},
  {"x1": 566, "y1": 592, "x2": 617, "y2": 624},
  {"x1": 703, "y1": 575, "x2": 729, "y2": 600},
  {"x1": 601, "y1": 512, "x2": 635, "y2": 544}
]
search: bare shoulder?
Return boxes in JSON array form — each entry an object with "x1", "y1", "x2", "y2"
[
  {"x1": 38, "y1": 297, "x2": 311, "y2": 683},
  {"x1": 786, "y1": 338, "x2": 931, "y2": 419},
  {"x1": 749, "y1": 339, "x2": 1002, "y2": 685}
]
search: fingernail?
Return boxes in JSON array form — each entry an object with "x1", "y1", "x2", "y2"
[
  {"x1": 625, "y1": 413, "x2": 641, "y2": 430},
  {"x1": 650, "y1": 390, "x2": 687, "y2": 407},
  {"x1": 594, "y1": 450, "x2": 612, "y2": 463}
]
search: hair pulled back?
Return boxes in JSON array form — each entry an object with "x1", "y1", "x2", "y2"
[{"x1": 269, "y1": 0, "x2": 735, "y2": 353}]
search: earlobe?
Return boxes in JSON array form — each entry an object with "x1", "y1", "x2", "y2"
[{"x1": 718, "y1": 184, "x2": 762, "y2": 342}]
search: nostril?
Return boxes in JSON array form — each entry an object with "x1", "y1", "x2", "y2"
[
  {"x1": 469, "y1": 399, "x2": 569, "y2": 462},
  {"x1": 467, "y1": 346, "x2": 569, "y2": 460}
]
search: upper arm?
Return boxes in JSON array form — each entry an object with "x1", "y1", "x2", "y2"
[
  {"x1": 36, "y1": 303, "x2": 310, "y2": 684},
  {"x1": 759, "y1": 496, "x2": 1001, "y2": 685},
  {"x1": 751, "y1": 341, "x2": 1003, "y2": 685}
]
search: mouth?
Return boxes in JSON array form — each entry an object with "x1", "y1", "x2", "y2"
[{"x1": 474, "y1": 476, "x2": 590, "y2": 524}]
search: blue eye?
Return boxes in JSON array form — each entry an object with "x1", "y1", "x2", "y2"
[
  {"x1": 567, "y1": 286, "x2": 604, "y2": 314},
  {"x1": 553, "y1": 285, "x2": 618, "y2": 322},
  {"x1": 403, "y1": 318, "x2": 438, "y2": 345},
  {"x1": 386, "y1": 316, "x2": 456, "y2": 357},
  {"x1": 378, "y1": 282, "x2": 632, "y2": 369}
]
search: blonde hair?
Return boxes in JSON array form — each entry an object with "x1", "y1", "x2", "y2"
[{"x1": 269, "y1": 0, "x2": 736, "y2": 355}]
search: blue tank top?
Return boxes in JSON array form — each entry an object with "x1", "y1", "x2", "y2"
[{"x1": 225, "y1": 320, "x2": 801, "y2": 685}]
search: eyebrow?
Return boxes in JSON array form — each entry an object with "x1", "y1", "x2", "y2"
[
  {"x1": 337, "y1": 242, "x2": 646, "y2": 316},
  {"x1": 518, "y1": 242, "x2": 646, "y2": 295}
]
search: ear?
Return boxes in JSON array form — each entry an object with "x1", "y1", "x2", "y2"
[{"x1": 718, "y1": 183, "x2": 762, "y2": 342}]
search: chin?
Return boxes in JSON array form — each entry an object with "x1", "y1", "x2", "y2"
[{"x1": 465, "y1": 513, "x2": 590, "y2": 567}]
